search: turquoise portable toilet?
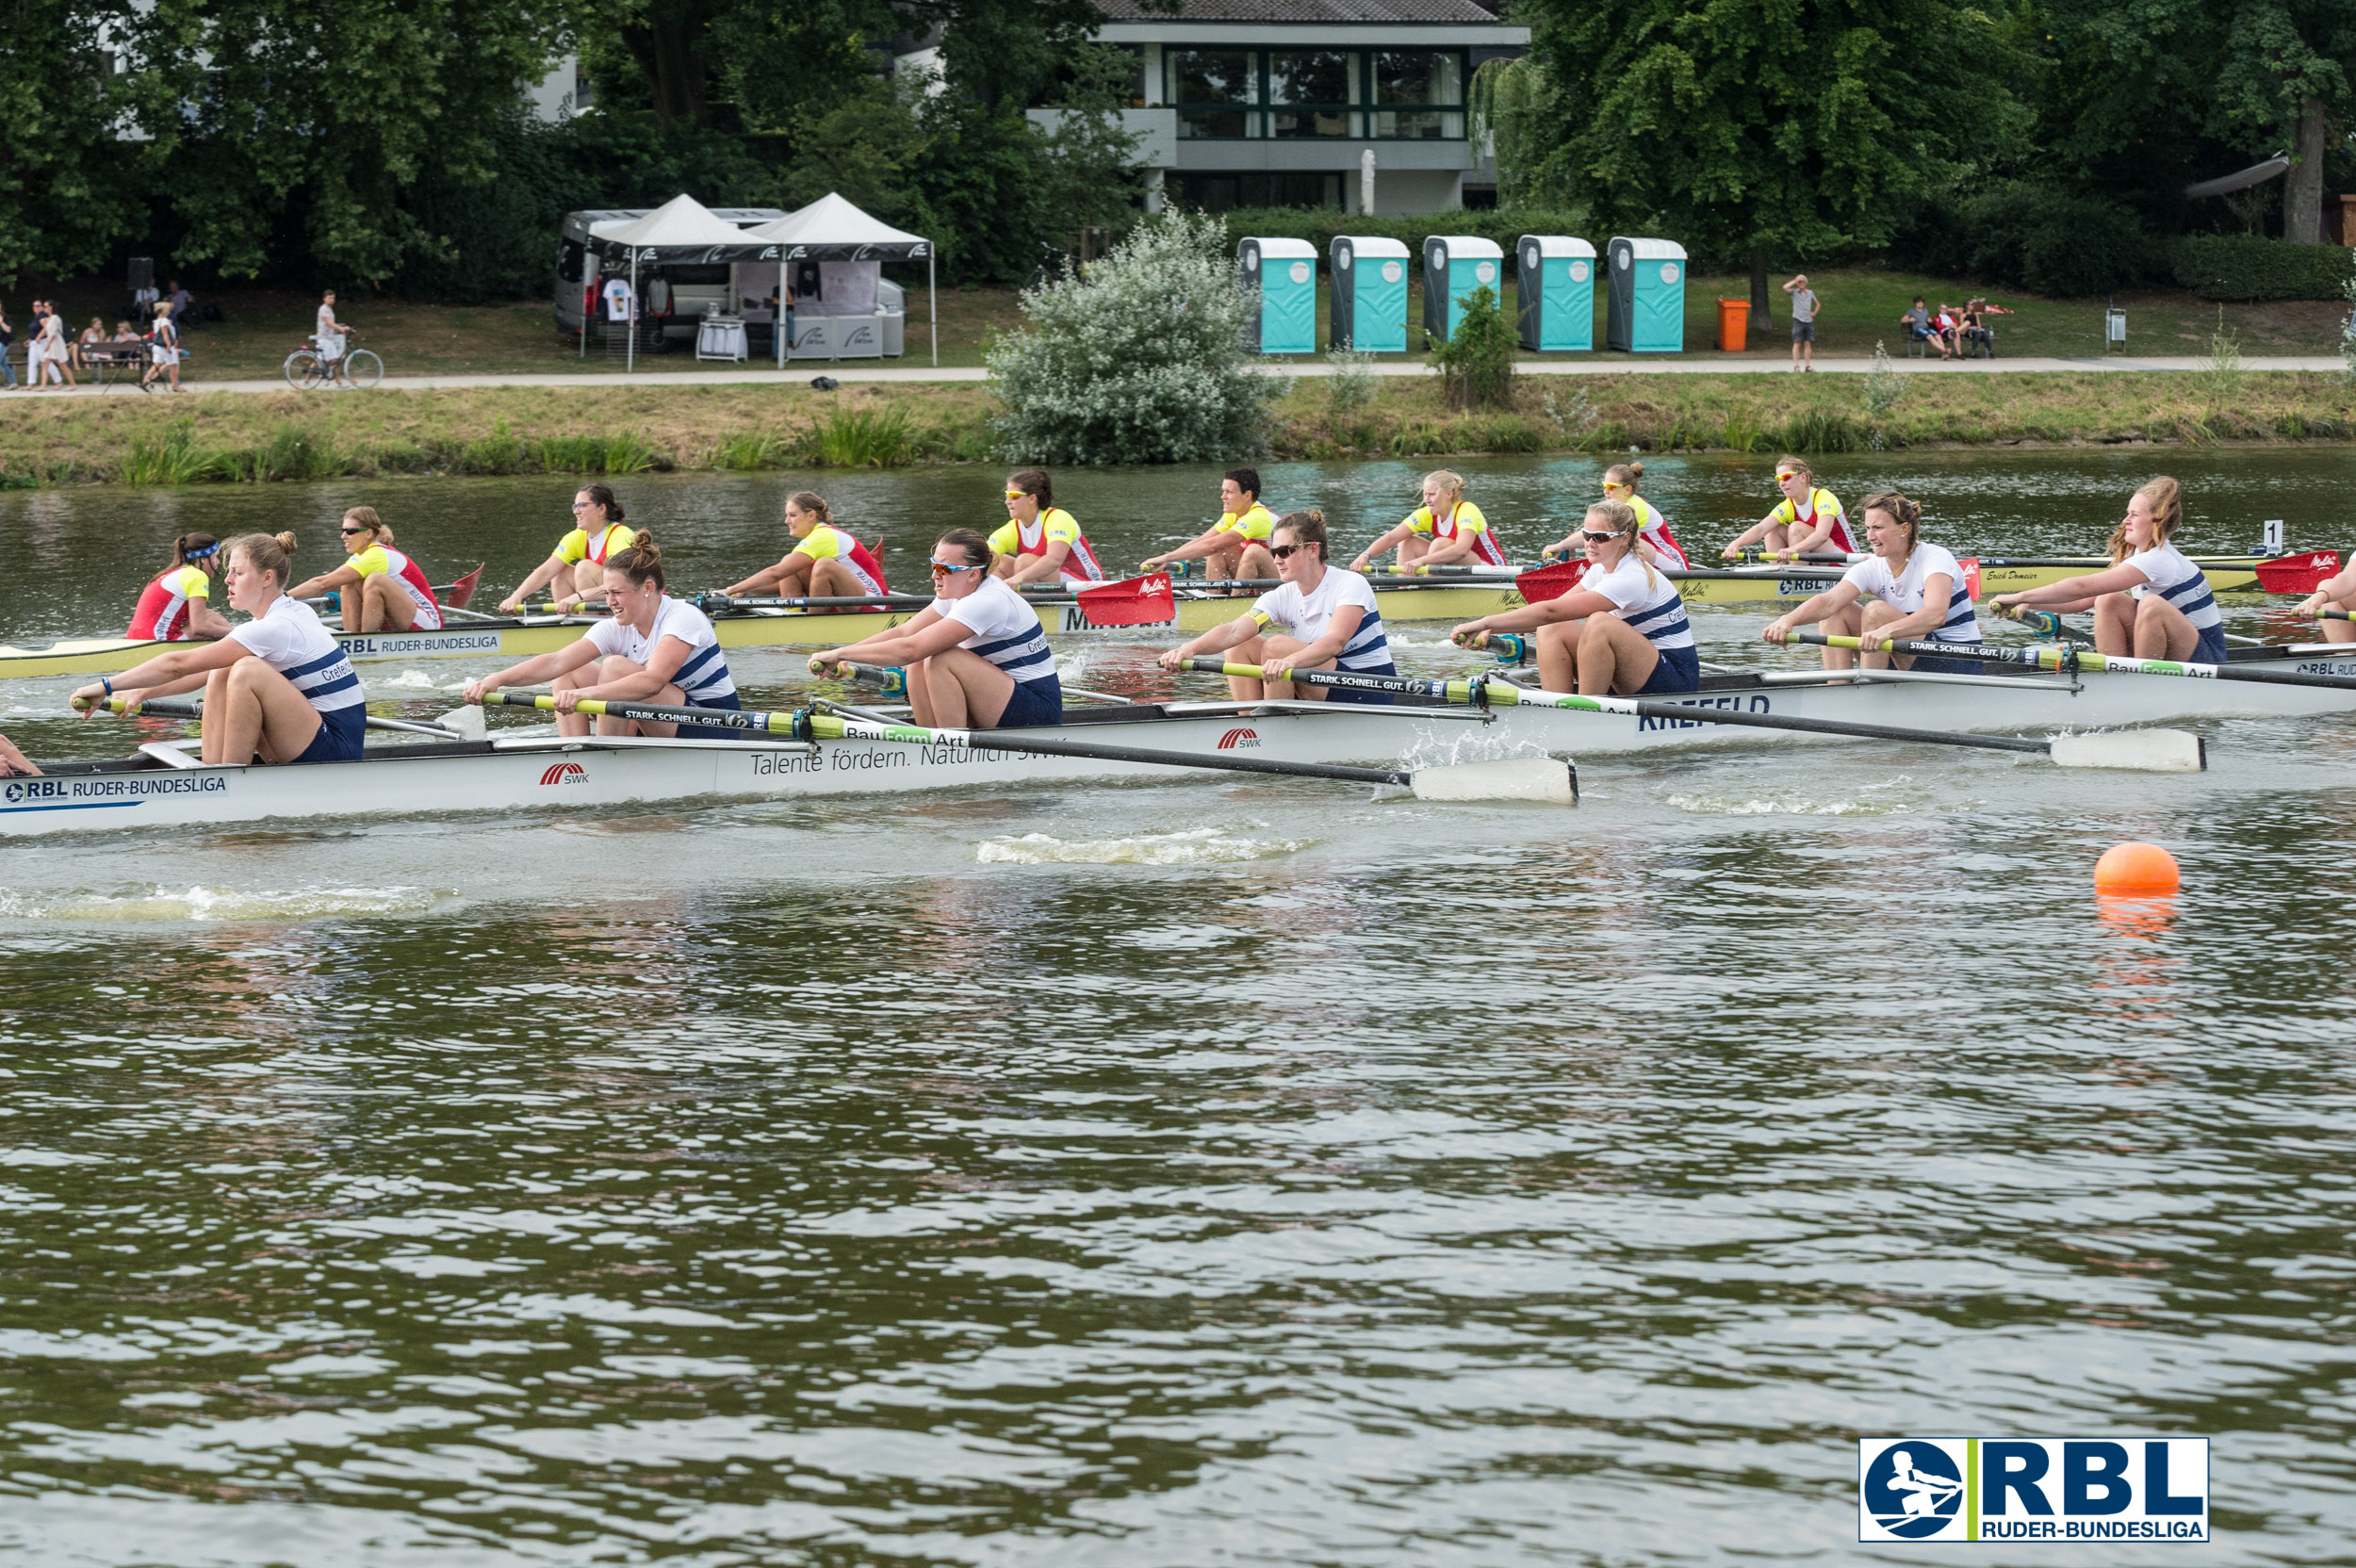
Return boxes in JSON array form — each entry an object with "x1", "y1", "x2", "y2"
[
  {"x1": 1239, "y1": 237, "x2": 1317, "y2": 355},
  {"x1": 1420, "y1": 235, "x2": 1506, "y2": 345},
  {"x1": 1607, "y1": 237, "x2": 1687, "y2": 352},
  {"x1": 1516, "y1": 235, "x2": 1595, "y2": 351},
  {"x1": 1330, "y1": 236, "x2": 1410, "y2": 352}
]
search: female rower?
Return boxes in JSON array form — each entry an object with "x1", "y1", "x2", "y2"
[
  {"x1": 1156, "y1": 511, "x2": 1395, "y2": 705},
  {"x1": 1450, "y1": 499, "x2": 1699, "y2": 695},
  {"x1": 465, "y1": 534, "x2": 741, "y2": 740},
  {"x1": 1352, "y1": 468, "x2": 1510, "y2": 575},
  {"x1": 1543, "y1": 463, "x2": 1688, "y2": 568},
  {"x1": 1721, "y1": 457, "x2": 1856, "y2": 560},
  {"x1": 810, "y1": 529, "x2": 1063, "y2": 728},
  {"x1": 1761, "y1": 491, "x2": 1982, "y2": 674},
  {"x1": 498, "y1": 483, "x2": 635, "y2": 614},
  {"x1": 70, "y1": 531, "x2": 368, "y2": 765},
  {"x1": 125, "y1": 532, "x2": 231, "y2": 642},
  {"x1": 2298, "y1": 564, "x2": 2356, "y2": 643},
  {"x1": 721, "y1": 490, "x2": 890, "y2": 601},
  {"x1": 1141, "y1": 468, "x2": 1278, "y2": 583},
  {"x1": 1989, "y1": 476, "x2": 2226, "y2": 663},
  {"x1": 287, "y1": 508, "x2": 443, "y2": 633},
  {"x1": 990, "y1": 469, "x2": 1105, "y2": 586}
]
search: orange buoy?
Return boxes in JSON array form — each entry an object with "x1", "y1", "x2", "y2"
[{"x1": 2094, "y1": 841, "x2": 2180, "y2": 893}]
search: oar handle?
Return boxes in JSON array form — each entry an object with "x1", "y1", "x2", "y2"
[
  {"x1": 818, "y1": 660, "x2": 908, "y2": 696},
  {"x1": 74, "y1": 693, "x2": 205, "y2": 718},
  {"x1": 480, "y1": 690, "x2": 803, "y2": 734},
  {"x1": 1178, "y1": 657, "x2": 1464, "y2": 702},
  {"x1": 2316, "y1": 608, "x2": 2354, "y2": 622}
]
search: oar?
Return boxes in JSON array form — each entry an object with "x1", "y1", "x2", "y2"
[
  {"x1": 75, "y1": 693, "x2": 487, "y2": 740},
  {"x1": 2316, "y1": 608, "x2": 2355, "y2": 622},
  {"x1": 1992, "y1": 605, "x2": 2092, "y2": 644},
  {"x1": 695, "y1": 591, "x2": 936, "y2": 613},
  {"x1": 1794, "y1": 630, "x2": 2356, "y2": 691},
  {"x1": 1178, "y1": 660, "x2": 2205, "y2": 772},
  {"x1": 477, "y1": 692, "x2": 1575, "y2": 803}
]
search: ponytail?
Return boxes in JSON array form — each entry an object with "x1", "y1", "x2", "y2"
[
  {"x1": 2110, "y1": 476, "x2": 2183, "y2": 564},
  {"x1": 607, "y1": 530, "x2": 664, "y2": 592}
]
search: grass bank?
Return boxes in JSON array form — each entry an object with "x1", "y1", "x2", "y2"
[{"x1": 3, "y1": 371, "x2": 2354, "y2": 490}]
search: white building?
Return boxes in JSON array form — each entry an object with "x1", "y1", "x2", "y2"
[{"x1": 1028, "y1": 0, "x2": 1530, "y2": 216}]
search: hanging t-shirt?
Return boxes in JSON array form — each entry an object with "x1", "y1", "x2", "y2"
[
  {"x1": 791, "y1": 525, "x2": 889, "y2": 596},
  {"x1": 1252, "y1": 566, "x2": 1393, "y2": 672},
  {"x1": 226, "y1": 596, "x2": 366, "y2": 715},
  {"x1": 1841, "y1": 544, "x2": 1980, "y2": 644},
  {"x1": 127, "y1": 565, "x2": 212, "y2": 642},
  {"x1": 937, "y1": 575, "x2": 1055, "y2": 683},
  {"x1": 602, "y1": 277, "x2": 634, "y2": 322},
  {"x1": 583, "y1": 596, "x2": 736, "y2": 703},
  {"x1": 1213, "y1": 503, "x2": 1278, "y2": 542},
  {"x1": 989, "y1": 508, "x2": 1104, "y2": 582},
  {"x1": 1629, "y1": 497, "x2": 1690, "y2": 569},
  {"x1": 554, "y1": 521, "x2": 636, "y2": 567}
]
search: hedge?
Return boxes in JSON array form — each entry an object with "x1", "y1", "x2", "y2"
[{"x1": 2169, "y1": 235, "x2": 2356, "y2": 301}]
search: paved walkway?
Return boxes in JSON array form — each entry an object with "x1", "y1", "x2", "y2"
[{"x1": 19, "y1": 353, "x2": 2345, "y2": 400}]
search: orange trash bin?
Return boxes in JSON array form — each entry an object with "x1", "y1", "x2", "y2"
[{"x1": 1715, "y1": 298, "x2": 1749, "y2": 351}]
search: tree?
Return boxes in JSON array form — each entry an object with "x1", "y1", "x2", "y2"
[
  {"x1": 1520, "y1": 0, "x2": 2031, "y2": 319},
  {"x1": 0, "y1": 0, "x2": 162, "y2": 286}
]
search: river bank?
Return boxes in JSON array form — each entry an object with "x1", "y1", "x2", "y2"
[{"x1": 4, "y1": 371, "x2": 2354, "y2": 488}]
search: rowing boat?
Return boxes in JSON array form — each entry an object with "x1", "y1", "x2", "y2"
[{"x1": 11, "y1": 640, "x2": 2353, "y2": 837}]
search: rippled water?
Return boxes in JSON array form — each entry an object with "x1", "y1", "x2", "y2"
[{"x1": 2, "y1": 453, "x2": 2353, "y2": 1564}]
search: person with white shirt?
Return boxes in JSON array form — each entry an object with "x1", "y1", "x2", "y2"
[
  {"x1": 1449, "y1": 499, "x2": 1700, "y2": 695},
  {"x1": 70, "y1": 531, "x2": 368, "y2": 764},
  {"x1": 314, "y1": 290, "x2": 352, "y2": 385},
  {"x1": 465, "y1": 533, "x2": 744, "y2": 740},
  {"x1": 808, "y1": 529, "x2": 1063, "y2": 728},
  {"x1": 1156, "y1": 511, "x2": 1397, "y2": 705},
  {"x1": 1762, "y1": 492, "x2": 1982, "y2": 674},
  {"x1": 1989, "y1": 476, "x2": 2227, "y2": 664}
]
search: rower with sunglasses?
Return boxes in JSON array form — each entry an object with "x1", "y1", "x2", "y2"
[
  {"x1": 990, "y1": 469, "x2": 1105, "y2": 587},
  {"x1": 810, "y1": 529, "x2": 1064, "y2": 729},
  {"x1": 1450, "y1": 499, "x2": 1699, "y2": 696},
  {"x1": 288, "y1": 507, "x2": 444, "y2": 633},
  {"x1": 1720, "y1": 457, "x2": 1856, "y2": 560},
  {"x1": 1156, "y1": 511, "x2": 1397, "y2": 706}
]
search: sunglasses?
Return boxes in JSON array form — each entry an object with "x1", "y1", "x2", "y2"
[
  {"x1": 338, "y1": 526, "x2": 368, "y2": 536},
  {"x1": 1601, "y1": 481, "x2": 1629, "y2": 492},
  {"x1": 571, "y1": 500, "x2": 597, "y2": 510},
  {"x1": 1269, "y1": 543, "x2": 1309, "y2": 559},
  {"x1": 1580, "y1": 529, "x2": 1622, "y2": 543},
  {"x1": 1003, "y1": 489, "x2": 1031, "y2": 500},
  {"x1": 1775, "y1": 472, "x2": 1802, "y2": 482},
  {"x1": 929, "y1": 558, "x2": 982, "y2": 576}
]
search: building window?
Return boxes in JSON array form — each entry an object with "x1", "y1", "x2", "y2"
[
  {"x1": 1168, "y1": 49, "x2": 1256, "y2": 139},
  {"x1": 1369, "y1": 50, "x2": 1464, "y2": 139},
  {"x1": 1169, "y1": 172, "x2": 1343, "y2": 211},
  {"x1": 1268, "y1": 50, "x2": 1357, "y2": 139}
]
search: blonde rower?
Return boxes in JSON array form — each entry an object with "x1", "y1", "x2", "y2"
[
  {"x1": 1352, "y1": 468, "x2": 1510, "y2": 574},
  {"x1": 1762, "y1": 492, "x2": 1983, "y2": 674},
  {"x1": 1543, "y1": 462, "x2": 1688, "y2": 568},
  {"x1": 722, "y1": 491, "x2": 891, "y2": 601},
  {"x1": 1722, "y1": 457, "x2": 1856, "y2": 559},
  {"x1": 288, "y1": 507, "x2": 444, "y2": 633},
  {"x1": 1989, "y1": 476, "x2": 2227, "y2": 664},
  {"x1": 70, "y1": 531, "x2": 368, "y2": 765},
  {"x1": 1450, "y1": 499, "x2": 1699, "y2": 695}
]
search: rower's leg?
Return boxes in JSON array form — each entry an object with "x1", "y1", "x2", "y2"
[
  {"x1": 1235, "y1": 542, "x2": 1276, "y2": 584},
  {"x1": 1761, "y1": 524, "x2": 1794, "y2": 554},
  {"x1": 808, "y1": 558, "x2": 865, "y2": 606},
  {"x1": 549, "y1": 657, "x2": 610, "y2": 738},
  {"x1": 1818, "y1": 599, "x2": 1862, "y2": 670},
  {"x1": 587, "y1": 656, "x2": 653, "y2": 736},
  {"x1": 1577, "y1": 614, "x2": 1660, "y2": 696},
  {"x1": 2321, "y1": 590, "x2": 2356, "y2": 643},
  {"x1": 2132, "y1": 595, "x2": 2200, "y2": 661},
  {"x1": 571, "y1": 561, "x2": 606, "y2": 604},
  {"x1": 917, "y1": 646, "x2": 1017, "y2": 728},
  {"x1": 1209, "y1": 546, "x2": 1244, "y2": 594},
  {"x1": 364, "y1": 575, "x2": 418, "y2": 632},
  {"x1": 1259, "y1": 634, "x2": 1322, "y2": 701},
  {"x1": 197, "y1": 666, "x2": 241, "y2": 764},
  {"x1": 225, "y1": 657, "x2": 324, "y2": 764},
  {"x1": 1858, "y1": 600, "x2": 1903, "y2": 670},
  {"x1": 1221, "y1": 633, "x2": 1270, "y2": 700},
  {"x1": 1398, "y1": 536, "x2": 1432, "y2": 577},
  {"x1": 1534, "y1": 620, "x2": 1581, "y2": 692},
  {"x1": 2091, "y1": 592, "x2": 2135, "y2": 655}
]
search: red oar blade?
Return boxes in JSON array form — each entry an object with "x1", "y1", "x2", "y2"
[
  {"x1": 1076, "y1": 572, "x2": 1178, "y2": 628},
  {"x1": 1958, "y1": 556, "x2": 1982, "y2": 600},
  {"x1": 438, "y1": 564, "x2": 484, "y2": 609},
  {"x1": 1514, "y1": 561, "x2": 1587, "y2": 603},
  {"x1": 2255, "y1": 550, "x2": 2340, "y2": 595}
]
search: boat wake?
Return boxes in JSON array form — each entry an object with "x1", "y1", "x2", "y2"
[
  {"x1": 975, "y1": 827, "x2": 1310, "y2": 865},
  {"x1": 1664, "y1": 792, "x2": 1914, "y2": 817},
  {"x1": 375, "y1": 669, "x2": 444, "y2": 690},
  {"x1": 0, "y1": 884, "x2": 449, "y2": 923}
]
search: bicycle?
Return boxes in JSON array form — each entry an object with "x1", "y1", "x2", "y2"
[{"x1": 284, "y1": 329, "x2": 383, "y2": 389}]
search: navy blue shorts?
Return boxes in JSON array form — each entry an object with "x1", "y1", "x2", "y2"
[
  {"x1": 994, "y1": 675, "x2": 1064, "y2": 729},
  {"x1": 2190, "y1": 625, "x2": 2230, "y2": 666},
  {"x1": 1325, "y1": 661, "x2": 1396, "y2": 706},
  {"x1": 1634, "y1": 645, "x2": 1701, "y2": 694},
  {"x1": 293, "y1": 702, "x2": 367, "y2": 763},
  {"x1": 670, "y1": 690, "x2": 754, "y2": 741},
  {"x1": 1907, "y1": 647, "x2": 1985, "y2": 676}
]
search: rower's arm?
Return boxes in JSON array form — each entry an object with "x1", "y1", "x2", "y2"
[
  {"x1": 1160, "y1": 611, "x2": 1265, "y2": 666},
  {"x1": 1464, "y1": 588, "x2": 1614, "y2": 635},
  {"x1": 1270, "y1": 605, "x2": 1363, "y2": 673},
  {"x1": 1762, "y1": 583, "x2": 1864, "y2": 643},
  {"x1": 1415, "y1": 531, "x2": 1479, "y2": 571},
  {"x1": 462, "y1": 637, "x2": 602, "y2": 703},
  {"x1": 1996, "y1": 563, "x2": 2147, "y2": 607},
  {"x1": 1857, "y1": 576, "x2": 1955, "y2": 646},
  {"x1": 812, "y1": 607, "x2": 958, "y2": 670},
  {"x1": 1722, "y1": 514, "x2": 1780, "y2": 557},
  {"x1": 1142, "y1": 528, "x2": 1232, "y2": 569},
  {"x1": 68, "y1": 637, "x2": 250, "y2": 714},
  {"x1": 722, "y1": 552, "x2": 810, "y2": 597},
  {"x1": 1002, "y1": 542, "x2": 1070, "y2": 585},
  {"x1": 1349, "y1": 523, "x2": 1415, "y2": 571},
  {"x1": 579, "y1": 634, "x2": 696, "y2": 700},
  {"x1": 288, "y1": 563, "x2": 361, "y2": 599},
  {"x1": 499, "y1": 554, "x2": 570, "y2": 612},
  {"x1": 186, "y1": 599, "x2": 232, "y2": 639}
]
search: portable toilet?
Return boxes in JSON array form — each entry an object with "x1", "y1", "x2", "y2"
[
  {"x1": 1330, "y1": 236, "x2": 1411, "y2": 352},
  {"x1": 1238, "y1": 237, "x2": 1318, "y2": 355},
  {"x1": 1516, "y1": 236, "x2": 1595, "y2": 351},
  {"x1": 1420, "y1": 235, "x2": 1506, "y2": 345},
  {"x1": 1607, "y1": 237, "x2": 1687, "y2": 352}
]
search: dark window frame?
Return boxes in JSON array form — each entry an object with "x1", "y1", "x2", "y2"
[{"x1": 1364, "y1": 48, "x2": 1467, "y2": 141}]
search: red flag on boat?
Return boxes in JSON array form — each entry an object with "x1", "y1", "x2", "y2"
[
  {"x1": 1075, "y1": 573, "x2": 1178, "y2": 628},
  {"x1": 1513, "y1": 561, "x2": 1588, "y2": 604}
]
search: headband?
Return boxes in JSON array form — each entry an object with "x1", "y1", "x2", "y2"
[{"x1": 183, "y1": 543, "x2": 218, "y2": 561}]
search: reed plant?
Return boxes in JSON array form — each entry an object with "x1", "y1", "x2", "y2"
[
  {"x1": 122, "y1": 420, "x2": 239, "y2": 486},
  {"x1": 810, "y1": 403, "x2": 913, "y2": 467}
]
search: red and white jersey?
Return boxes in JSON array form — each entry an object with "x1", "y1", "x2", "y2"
[
  {"x1": 1631, "y1": 498, "x2": 1689, "y2": 569},
  {"x1": 791, "y1": 524, "x2": 890, "y2": 596},
  {"x1": 990, "y1": 507, "x2": 1104, "y2": 582},
  {"x1": 1410, "y1": 501, "x2": 1510, "y2": 568},
  {"x1": 127, "y1": 564, "x2": 213, "y2": 642},
  {"x1": 346, "y1": 543, "x2": 443, "y2": 629}
]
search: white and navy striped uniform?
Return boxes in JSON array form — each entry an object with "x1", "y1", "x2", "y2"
[
  {"x1": 227, "y1": 596, "x2": 366, "y2": 715},
  {"x1": 1579, "y1": 553, "x2": 1694, "y2": 649},
  {"x1": 1841, "y1": 544, "x2": 1981, "y2": 645},
  {"x1": 2122, "y1": 541, "x2": 2226, "y2": 660},
  {"x1": 941, "y1": 574, "x2": 1056, "y2": 682},
  {"x1": 1252, "y1": 566, "x2": 1393, "y2": 672},
  {"x1": 585, "y1": 596, "x2": 737, "y2": 702}
]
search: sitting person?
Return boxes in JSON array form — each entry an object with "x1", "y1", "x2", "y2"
[
  {"x1": 1960, "y1": 299, "x2": 1994, "y2": 355},
  {"x1": 74, "y1": 317, "x2": 104, "y2": 368},
  {"x1": 1900, "y1": 297, "x2": 1934, "y2": 349},
  {"x1": 111, "y1": 319, "x2": 141, "y2": 344},
  {"x1": 1932, "y1": 303, "x2": 1963, "y2": 358}
]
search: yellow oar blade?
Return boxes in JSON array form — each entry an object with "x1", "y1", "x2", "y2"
[
  {"x1": 2047, "y1": 730, "x2": 2206, "y2": 773},
  {"x1": 1408, "y1": 757, "x2": 1578, "y2": 806}
]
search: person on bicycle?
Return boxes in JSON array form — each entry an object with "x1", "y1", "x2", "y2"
[{"x1": 315, "y1": 290, "x2": 354, "y2": 385}]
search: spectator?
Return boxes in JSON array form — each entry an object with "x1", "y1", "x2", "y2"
[
  {"x1": 315, "y1": 289, "x2": 353, "y2": 386},
  {"x1": 0, "y1": 301, "x2": 15, "y2": 390},
  {"x1": 1932, "y1": 302, "x2": 1963, "y2": 359},
  {"x1": 167, "y1": 280, "x2": 191, "y2": 327},
  {"x1": 112, "y1": 318, "x2": 140, "y2": 343},
  {"x1": 1960, "y1": 298, "x2": 1994, "y2": 356},
  {"x1": 1900, "y1": 296, "x2": 1934, "y2": 350},
  {"x1": 144, "y1": 302, "x2": 182, "y2": 392},
  {"x1": 32, "y1": 302, "x2": 73, "y2": 389},
  {"x1": 1783, "y1": 273, "x2": 1819, "y2": 372},
  {"x1": 75, "y1": 316, "x2": 105, "y2": 370}
]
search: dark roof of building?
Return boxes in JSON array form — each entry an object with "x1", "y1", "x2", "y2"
[{"x1": 1094, "y1": 0, "x2": 1507, "y2": 23}]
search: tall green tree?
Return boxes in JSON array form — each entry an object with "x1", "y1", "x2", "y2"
[
  {"x1": 0, "y1": 0, "x2": 161, "y2": 286},
  {"x1": 1521, "y1": 0, "x2": 2032, "y2": 316}
]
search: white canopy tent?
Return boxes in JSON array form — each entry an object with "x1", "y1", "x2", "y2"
[
  {"x1": 744, "y1": 195, "x2": 937, "y2": 367},
  {"x1": 586, "y1": 195, "x2": 779, "y2": 372}
]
